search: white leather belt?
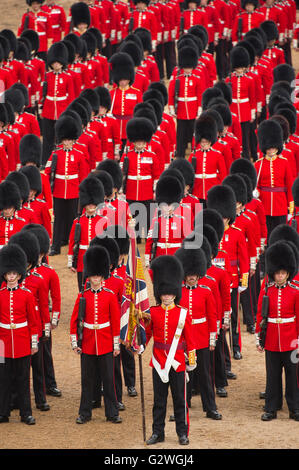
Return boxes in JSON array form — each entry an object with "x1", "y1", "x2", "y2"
[
  {"x1": 267, "y1": 317, "x2": 295, "y2": 324},
  {"x1": 83, "y1": 321, "x2": 110, "y2": 330},
  {"x1": 79, "y1": 245, "x2": 89, "y2": 250},
  {"x1": 107, "y1": 138, "x2": 113, "y2": 142},
  {"x1": 157, "y1": 242, "x2": 182, "y2": 249},
  {"x1": 232, "y1": 98, "x2": 249, "y2": 103},
  {"x1": 195, "y1": 173, "x2": 217, "y2": 179},
  {"x1": 192, "y1": 317, "x2": 207, "y2": 325},
  {"x1": 177, "y1": 97, "x2": 197, "y2": 102},
  {"x1": 0, "y1": 321, "x2": 28, "y2": 329},
  {"x1": 207, "y1": 24, "x2": 213, "y2": 27},
  {"x1": 127, "y1": 175, "x2": 151, "y2": 180},
  {"x1": 55, "y1": 174, "x2": 78, "y2": 180},
  {"x1": 46, "y1": 95, "x2": 67, "y2": 101},
  {"x1": 37, "y1": 32, "x2": 46, "y2": 36},
  {"x1": 52, "y1": 25, "x2": 60, "y2": 28}
]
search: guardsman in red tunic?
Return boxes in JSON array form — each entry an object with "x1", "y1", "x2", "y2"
[
  {"x1": 169, "y1": 158, "x2": 201, "y2": 220},
  {"x1": 18, "y1": 0, "x2": 53, "y2": 61},
  {"x1": 128, "y1": 0, "x2": 158, "y2": 51},
  {"x1": 45, "y1": 113, "x2": 89, "y2": 255},
  {"x1": 41, "y1": 0, "x2": 67, "y2": 43},
  {"x1": 11, "y1": 83, "x2": 40, "y2": 137},
  {"x1": 70, "y1": 245, "x2": 121, "y2": 424},
  {"x1": 68, "y1": 176, "x2": 107, "y2": 291},
  {"x1": 119, "y1": 40, "x2": 150, "y2": 95},
  {"x1": 134, "y1": 28, "x2": 161, "y2": 83},
  {"x1": 256, "y1": 241, "x2": 299, "y2": 421},
  {"x1": 260, "y1": 20, "x2": 286, "y2": 68},
  {"x1": 189, "y1": 113, "x2": 227, "y2": 204},
  {"x1": 145, "y1": 255, "x2": 196, "y2": 445},
  {"x1": 0, "y1": 244, "x2": 38, "y2": 425},
  {"x1": 6, "y1": 171, "x2": 36, "y2": 225},
  {"x1": 258, "y1": 0, "x2": 288, "y2": 46},
  {"x1": 181, "y1": 0, "x2": 208, "y2": 34},
  {"x1": 289, "y1": 177, "x2": 299, "y2": 233},
  {"x1": 231, "y1": 0, "x2": 264, "y2": 45},
  {"x1": 0, "y1": 181, "x2": 26, "y2": 249},
  {"x1": 65, "y1": 1, "x2": 92, "y2": 37},
  {"x1": 41, "y1": 41, "x2": 75, "y2": 166},
  {"x1": 255, "y1": 119, "x2": 294, "y2": 238}
]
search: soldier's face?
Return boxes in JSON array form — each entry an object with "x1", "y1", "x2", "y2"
[
  {"x1": 62, "y1": 139, "x2": 74, "y2": 150},
  {"x1": 3, "y1": 207, "x2": 15, "y2": 218},
  {"x1": 85, "y1": 204, "x2": 97, "y2": 215},
  {"x1": 266, "y1": 147, "x2": 278, "y2": 157},
  {"x1": 274, "y1": 270, "x2": 289, "y2": 286},
  {"x1": 185, "y1": 275, "x2": 199, "y2": 286},
  {"x1": 134, "y1": 140, "x2": 146, "y2": 152},
  {"x1": 51, "y1": 61, "x2": 63, "y2": 72},
  {"x1": 119, "y1": 79, "x2": 130, "y2": 88},
  {"x1": 200, "y1": 138, "x2": 211, "y2": 150},
  {"x1": 99, "y1": 106, "x2": 108, "y2": 116},
  {"x1": 31, "y1": 2, "x2": 41, "y2": 12},
  {"x1": 245, "y1": 3, "x2": 255, "y2": 12},
  {"x1": 161, "y1": 294, "x2": 175, "y2": 306},
  {"x1": 4, "y1": 271, "x2": 21, "y2": 286},
  {"x1": 89, "y1": 275, "x2": 104, "y2": 289},
  {"x1": 188, "y1": 2, "x2": 197, "y2": 9}
]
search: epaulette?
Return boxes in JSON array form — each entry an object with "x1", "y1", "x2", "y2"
[
  {"x1": 23, "y1": 206, "x2": 34, "y2": 212},
  {"x1": 198, "y1": 284, "x2": 211, "y2": 291},
  {"x1": 0, "y1": 286, "x2": 5, "y2": 291},
  {"x1": 173, "y1": 213, "x2": 184, "y2": 219},
  {"x1": 36, "y1": 198, "x2": 46, "y2": 204},
  {"x1": 256, "y1": 157, "x2": 263, "y2": 162},
  {"x1": 278, "y1": 155, "x2": 287, "y2": 160},
  {"x1": 289, "y1": 282, "x2": 299, "y2": 290},
  {"x1": 113, "y1": 273, "x2": 122, "y2": 280},
  {"x1": 20, "y1": 286, "x2": 31, "y2": 293},
  {"x1": 131, "y1": 86, "x2": 140, "y2": 92},
  {"x1": 42, "y1": 263, "x2": 53, "y2": 270},
  {"x1": 32, "y1": 271, "x2": 43, "y2": 279},
  {"x1": 218, "y1": 139, "x2": 228, "y2": 145},
  {"x1": 188, "y1": 194, "x2": 199, "y2": 200},
  {"x1": 103, "y1": 287, "x2": 114, "y2": 294},
  {"x1": 205, "y1": 274, "x2": 216, "y2": 282},
  {"x1": 231, "y1": 224, "x2": 242, "y2": 232},
  {"x1": 212, "y1": 148, "x2": 222, "y2": 155},
  {"x1": 242, "y1": 213, "x2": 251, "y2": 221},
  {"x1": 15, "y1": 215, "x2": 26, "y2": 222}
]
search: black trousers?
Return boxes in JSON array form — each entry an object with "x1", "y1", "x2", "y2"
[
  {"x1": 176, "y1": 119, "x2": 195, "y2": 159},
  {"x1": 43, "y1": 333, "x2": 57, "y2": 390},
  {"x1": 152, "y1": 367, "x2": 188, "y2": 438},
  {"x1": 52, "y1": 197, "x2": 78, "y2": 252},
  {"x1": 265, "y1": 215, "x2": 287, "y2": 240},
  {"x1": 155, "y1": 43, "x2": 165, "y2": 80},
  {"x1": 240, "y1": 275, "x2": 256, "y2": 327},
  {"x1": 249, "y1": 118, "x2": 258, "y2": 161},
  {"x1": 215, "y1": 40, "x2": 228, "y2": 80},
  {"x1": 265, "y1": 350, "x2": 299, "y2": 413},
  {"x1": 187, "y1": 348, "x2": 217, "y2": 412},
  {"x1": 212, "y1": 329, "x2": 228, "y2": 389},
  {"x1": 79, "y1": 352, "x2": 119, "y2": 419},
  {"x1": 164, "y1": 41, "x2": 176, "y2": 79},
  {"x1": 42, "y1": 118, "x2": 56, "y2": 166},
  {"x1": 0, "y1": 355, "x2": 32, "y2": 417},
  {"x1": 102, "y1": 39, "x2": 112, "y2": 59},
  {"x1": 120, "y1": 343, "x2": 136, "y2": 388},
  {"x1": 241, "y1": 121, "x2": 251, "y2": 160},
  {"x1": 31, "y1": 339, "x2": 47, "y2": 405},
  {"x1": 114, "y1": 354, "x2": 122, "y2": 403},
  {"x1": 127, "y1": 199, "x2": 153, "y2": 240}
]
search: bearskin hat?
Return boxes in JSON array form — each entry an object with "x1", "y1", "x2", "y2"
[
  {"x1": 142, "y1": 98, "x2": 163, "y2": 126},
  {"x1": 81, "y1": 31, "x2": 97, "y2": 56},
  {"x1": 202, "y1": 224, "x2": 219, "y2": 258},
  {"x1": 269, "y1": 115, "x2": 290, "y2": 142},
  {"x1": 271, "y1": 81, "x2": 292, "y2": 97},
  {"x1": 19, "y1": 165, "x2": 42, "y2": 196},
  {"x1": 205, "y1": 108, "x2": 224, "y2": 134},
  {"x1": 155, "y1": 175, "x2": 184, "y2": 206},
  {"x1": 89, "y1": 235, "x2": 120, "y2": 271},
  {"x1": 265, "y1": 241, "x2": 297, "y2": 282},
  {"x1": 207, "y1": 184, "x2": 236, "y2": 224},
  {"x1": 230, "y1": 158, "x2": 257, "y2": 191},
  {"x1": 6, "y1": 171, "x2": 30, "y2": 203},
  {"x1": 79, "y1": 176, "x2": 105, "y2": 209},
  {"x1": 195, "y1": 208, "x2": 224, "y2": 242},
  {"x1": 80, "y1": 88, "x2": 100, "y2": 115},
  {"x1": 190, "y1": 233, "x2": 213, "y2": 268},
  {"x1": 109, "y1": 52, "x2": 135, "y2": 85},
  {"x1": 11, "y1": 82, "x2": 29, "y2": 108},
  {"x1": 21, "y1": 28, "x2": 39, "y2": 54},
  {"x1": 132, "y1": 0, "x2": 150, "y2": 5},
  {"x1": 0, "y1": 103, "x2": 8, "y2": 126},
  {"x1": 222, "y1": 174, "x2": 247, "y2": 206},
  {"x1": 260, "y1": 20, "x2": 279, "y2": 41},
  {"x1": 9, "y1": 230, "x2": 40, "y2": 268},
  {"x1": 96, "y1": 160, "x2": 123, "y2": 191},
  {"x1": 245, "y1": 27, "x2": 268, "y2": 49},
  {"x1": 91, "y1": 170, "x2": 113, "y2": 198},
  {"x1": 119, "y1": 40, "x2": 143, "y2": 67},
  {"x1": 55, "y1": 114, "x2": 81, "y2": 142},
  {"x1": 26, "y1": 0, "x2": 45, "y2": 5},
  {"x1": 47, "y1": 41, "x2": 68, "y2": 68},
  {"x1": 70, "y1": 2, "x2": 91, "y2": 28},
  {"x1": 214, "y1": 81, "x2": 232, "y2": 105},
  {"x1": 188, "y1": 25, "x2": 208, "y2": 48},
  {"x1": 0, "y1": 244, "x2": 27, "y2": 281},
  {"x1": 201, "y1": 86, "x2": 223, "y2": 110},
  {"x1": 241, "y1": 0, "x2": 258, "y2": 9},
  {"x1": 230, "y1": 46, "x2": 250, "y2": 69},
  {"x1": 210, "y1": 103, "x2": 232, "y2": 127},
  {"x1": 238, "y1": 173, "x2": 253, "y2": 203},
  {"x1": 268, "y1": 92, "x2": 291, "y2": 117},
  {"x1": 19, "y1": 134, "x2": 42, "y2": 167},
  {"x1": 160, "y1": 168, "x2": 185, "y2": 194},
  {"x1": 184, "y1": 0, "x2": 200, "y2": 8},
  {"x1": 134, "y1": 106, "x2": 158, "y2": 131},
  {"x1": 88, "y1": 27, "x2": 103, "y2": 52},
  {"x1": 126, "y1": 117, "x2": 154, "y2": 143},
  {"x1": 236, "y1": 40, "x2": 255, "y2": 66},
  {"x1": 3, "y1": 102, "x2": 15, "y2": 125},
  {"x1": 168, "y1": 158, "x2": 195, "y2": 191},
  {"x1": 67, "y1": 100, "x2": 89, "y2": 128},
  {"x1": 83, "y1": 245, "x2": 110, "y2": 280},
  {"x1": 195, "y1": 113, "x2": 218, "y2": 145},
  {"x1": 22, "y1": 223, "x2": 50, "y2": 255},
  {"x1": 94, "y1": 86, "x2": 112, "y2": 110},
  {"x1": 292, "y1": 177, "x2": 299, "y2": 207},
  {"x1": 175, "y1": 247, "x2": 207, "y2": 278},
  {"x1": 178, "y1": 46, "x2": 198, "y2": 69},
  {"x1": 1, "y1": 29, "x2": 17, "y2": 54},
  {"x1": 245, "y1": 35, "x2": 264, "y2": 58},
  {"x1": 105, "y1": 224, "x2": 130, "y2": 256},
  {"x1": 142, "y1": 88, "x2": 164, "y2": 105},
  {"x1": 273, "y1": 64, "x2": 295, "y2": 85},
  {"x1": 134, "y1": 27, "x2": 152, "y2": 53},
  {"x1": 257, "y1": 119, "x2": 283, "y2": 155},
  {"x1": 268, "y1": 224, "x2": 299, "y2": 251},
  {"x1": 5, "y1": 88, "x2": 25, "y2": 114},
  {"x1": 150, "y1": 255, "x2": 184, "y2": 304},
  {"x1": 0, "y1": 180, "x2": 21, "y2": 210},
  {"x1": 15, "y1": 40, "x2": 30, "y2": 62},
  {"x1": 64, "y1": 33, "x2": 83, "y2": 55},
  {"x1": 273, "y1": 106, "x2": 297, "y2": 135},
  {"x1": 0, "y1": 34, "x2": 11, "y2": 60},
  {"x1": 148, "y1": 81, "x2": 168, "y2": 106}
]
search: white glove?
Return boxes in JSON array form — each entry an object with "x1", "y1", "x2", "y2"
[{"x1": 238, "y1": 286, "x2": 247, "y2": 294}]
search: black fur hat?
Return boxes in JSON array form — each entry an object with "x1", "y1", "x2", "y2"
[
  {"x1": 273, "y1": 106, "x2": 297, "y2": 135},
  {"x1": 292, "y1": 177, "x2": 299, "y2": 207},
  {"x1": 150, "y1": 255, "x2": 184, "y2": 304},
  {"x1": 238, "y1": 173, "x2": 253, "y2": 203},
  {"x1": 266, "y1": 241, "x2": 297, "y2": 282},
  {"x1": 241, "y1": 0, "x2": 258, "y2": 9},
  {"x1": 268, "y1": 92, "x2": 291, "y2": 117},
  {"x1": 105, "y1": 224, "x2": 130, "y2": 256},
  {"x1": 161, "y1": 168, "x2": 185, "y2": 194},
  {"x1": 47, "y1": 41, "x2": 68, "y2": 68},
  {"x1": 148, "y1": 81, "x2": 168, "y2": 106},
  {"x1": 195, "y1": 208, "x2": 224, "y2": 242},
  {"x1": 0, "y1": 244, "x2": 27, "y2": 281},
  {"x1": 18, "y1": 36, "x2": 33, "y2": 56},
  {"x1": 178, "y1": 46, "x2": 198, "y2": 69},
  {"x1": 68, "y1": 101, "x2": 89, "y2": 128},
  {"x1": 6, "y1": 171, "x2": 30, "y2": 203},
  {"x1": 222, "y1": 174, "x2": 247, "y2": 205},
  {"x1": 109, "y1": 52, "x2": 135, "y2": 85},
  {"x1": 94, "y1": 86, "x2": 111, "y2": 110},
  {"x1": 88, "y1": 28, "x2": 102, "y2": 52},
  {"x1": 214, "y1": 81, "x2": 232, "y2": 105},
  {"x1": 134, "y1": 27, "x2": 152, "y2": 53},
  {"x1": 0, "y1": 103, "x2": 8, "y2": 125},
  {"x1": 0, "y1": 180, "x2": 21, "y2": 210},
  {"x1": 175, "y1": 247, "x2": 207, "y2": 278},
  {"x1": 192, "y1": 233, "x2": 212, "y2": 268},
  {"x1": 96, "y1": 160, "x2": 123, "y2": 191},
  {"x1": 80, "y1": 88, "x2": 100, "y2": 115},
  {"x1": 210, "y1": 103, "x2": 232, "y2": 127},
  {"x1": 126, "y1": 117, "x2": 154, "y2": 143},
  {"x1": 3, "y1": 101, "x2": 15, "y2": 125},
  {"x1": 70, "y1": 2, "x2": 91, "y2": 28},
  {"x1": 271, "y1": 81, "x2": 292, "y2": 97},
  {"x1": 169, "y1": 158, "x2": 195, "y2": 191},
  {"x1": 142, "y1": 98, "x2": 163, "y2": 126},
  {"x1": 156, "y1": 175, "x2": 184, "y2": 206},
  {"x1": 79, "y1": 176, "x2": 105, "y2": 208},
  {"x1": 273, "y1": 63, "x2": 295, "y2": 85},
  {"x1": 269, "y1": 114, "x2": 290, "y2": 142},
  {"x1": 11, "y1": 82, "x2": 29, "y2": 108},
  {"x1": 230, "y1": 46, "x2": 250, "y2": 69},
  {"x1": 195, "y1": 113, "x2": 218, "y2": 145},
  {"x1": 123, "y1": 33, "x2": 144, "y2": 51},
  {"x1": 207, "y1": 185, "x2": 236, "y2": 224},
  {"x1": 81, "y1": 30, "x2": 97, "y2": 56},
  {"x1": 55, "y1": 114, "x2": 81, "y2": 142},
  {"x1": 188, "y1": 25, "x2": 208, "y2": 49},
  {"x1": 268, "y1": 223, "x2": 299, "y2": 251},
  {"x1": 0, "y1": 34, "x2": 11, "y2": 61},
  {"x1": 5, "y1": 88, "x2": 25, "y2": 114},
  {"x1": 83, "y1": 245, "x2": 110, "y2": 279},
  {"x1": 90, "y1": 235, "x2": 120, "y2": 271},
  {"x1": 245, "y1": 34, "x2": 264, "y2": 58},
  {"x1": 230, "y1": 157, "x2": 257, "y2": 189},
  {"x1": 205, "y1": 108, "x2": 224, "y2": 134},
  {"x1": 19, "y1": 165, "x2": 42, "y2": 196},
  {"x1": 134, "y1": 105, "x2": 158, "y2": 131},
  {"x1": 9, "y1": 230, "x2": 40, "y2": 268},
  {"x1": 236, "y1": 40, "x2": 255, "y2": 66},
  {"x1": 260, "y1": 20, "x2": 279, "y2": 41},
  {"x1": 202, "y1": 224, "x2": 219, "y2": 258},
  {"x1": 142, "y1": 88, "x2": 164, "y2": 105},
  {"x1": 1, "y1": 29, "x2": 17, "y2": 54},
  {"x1": 201, "y1": 87, "x2": 223, "y2": 110},
  {"x1": 245, "y1": 27, "x2": 268, "y2": 49},
  {"x1": 22, "y1": 223, "x2": 50, "y2": 255},
  {"x1": 119, "y1": 40, "x2": 143, "y2": 66},
  {"x1": 257, "y1": 119, "x2": 283, "y2": 155},
  {"x1": 64, "y1": 33, "x2": 83, "y2": 55},
  {"x1": 19, "y1": 134, "x2": 42, "y2": 167},
  {"x1": 132, "y1": 0, "x2": 150, "y2": 5},
  {"x1": 91, "y1": 170, "x2": 113, "y2": 198},
  {"x1": 21, "y1": 29, "x2": 39, "y2": 54}
]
